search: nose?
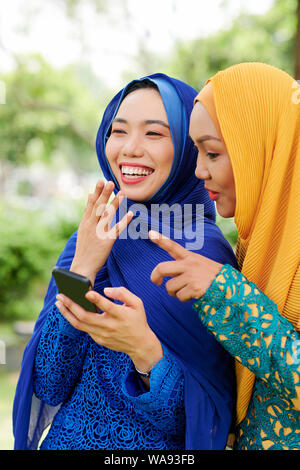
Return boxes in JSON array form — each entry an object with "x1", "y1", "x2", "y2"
[
  {"x1": 195, "y1": 153, "x2": 210, "y2": 180},
  {"x1": 121, "y1": 132, "x2": 144, "y2": 158}
]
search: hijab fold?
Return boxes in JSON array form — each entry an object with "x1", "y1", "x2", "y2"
[
  {"x1": 195, "y1": 62, "x2": 300, "y2": 424},
  {"x1": 13, "y1": 74, "x2": 238, "y2": 450}
]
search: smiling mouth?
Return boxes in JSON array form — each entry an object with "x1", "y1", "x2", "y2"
[{"x1": 119, "y1": 163, "x2": 154, "y2": 182}]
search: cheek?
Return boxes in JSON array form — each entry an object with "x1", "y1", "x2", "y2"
[
  {"x1": 105, "y1": 140, "x2": 118, "y2": 165},
  {"x1": 156, "y1": 143, "x2": 173, "y2": 177},
  {"x1": 225, "y1": 166, "x2": 236, "y2": 196},
  {"x1": 217, "y1": 160, "x2": 235, "y2": 191}
]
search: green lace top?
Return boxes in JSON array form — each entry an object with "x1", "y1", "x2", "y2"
[{"x1": 193, "y1": 264, "x2": 300, "y2": 450}]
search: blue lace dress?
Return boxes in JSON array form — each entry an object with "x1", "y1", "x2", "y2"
[
  {"x1": 33, "y1": 304, "x2": 185, "y2": 450},
  {"x1": 193, "y1": 265, "x2": 300, "y2": 450}
]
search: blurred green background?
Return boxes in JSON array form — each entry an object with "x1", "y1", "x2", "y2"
[{"x1": 1, "y1": 0, "x2": 299, "y2": 450}]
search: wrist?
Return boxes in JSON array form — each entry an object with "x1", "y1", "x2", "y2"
[
  {"x1": 130, "y1": 330, "x2": 163, "y2": 373},
  {"x1": 69, "y1": 261, "x2": 97, "y2": 286}
]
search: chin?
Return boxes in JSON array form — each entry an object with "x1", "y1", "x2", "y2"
[
  {"x1": 216, "y1": 202, "x2": 235, "y2": 218},
  {"x1": 121, "y1": 188, "x2": 149, "y2": 202},
  {"x1": 119, "y1": 181, "x2": 156, "y2": 202}
]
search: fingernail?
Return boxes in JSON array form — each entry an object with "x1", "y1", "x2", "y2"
[
  {"x1": 56, "y1": 294, "x2": 64, "y2": 301},
  {"x1": 149, "y1": 230, "x2": 159, "y2": 239},
  {"x1": 104, "y1": 287, "x2": 113, "y2": 293},
  {"x1": 86, "y1": 290, "x2": 94, "y2": 297}
]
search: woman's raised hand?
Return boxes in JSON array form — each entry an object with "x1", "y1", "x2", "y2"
[{"x1": 70, "y1": 180, "x2": 133, "y2": 285}]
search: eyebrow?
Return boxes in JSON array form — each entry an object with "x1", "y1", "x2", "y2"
[
  {"x1": 193, "y1": 135, "x2": 222, "y2": 144},
  {"x1": 112, "y1": 117, "x2": 170, "y2": 129}
]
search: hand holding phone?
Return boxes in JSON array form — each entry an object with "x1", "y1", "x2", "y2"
[
  {"x1": 52, "y1": 272, "x2": 163, "y2": 377},
  {"x1": 52, "y1": 266, "x2": 98, "y2": 313}
]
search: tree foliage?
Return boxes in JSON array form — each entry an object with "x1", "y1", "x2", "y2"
[
  {"x1": 0, "y1": 202, "x2": 81, "y2": 321},
  {"x1": 0, "y1": 55, "x2": 107, "y2": 172},
  {"x1": 1, "y1": 0, "x2": 299, "y2": 322},
  {"x1": 163, "y1": 0, "x2": 298, "y2": 90}
]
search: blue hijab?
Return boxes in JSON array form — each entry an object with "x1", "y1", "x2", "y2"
[{"x1": 13, "y1": 73, "x2": 238, "y2": 450}]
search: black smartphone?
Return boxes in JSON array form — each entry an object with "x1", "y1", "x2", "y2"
[{"x1": 52, "y1": 266, "x2": 98, "y2": 313}]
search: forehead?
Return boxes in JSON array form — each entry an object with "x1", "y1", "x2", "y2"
[
  {"x1": 116, "y1": 88, "x2": 167, "y2": 119},
  {"x1": 189, "y1": 102, "x2": 219, "y2": 138}
]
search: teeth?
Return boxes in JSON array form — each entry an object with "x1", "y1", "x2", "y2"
[{"x1": 121, "y1": 166, "x2": 153, "y2": 176}]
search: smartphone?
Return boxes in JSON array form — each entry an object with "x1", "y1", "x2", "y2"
[{"x1": 52, "y1": 266, "x2": 98, "y2": 313}]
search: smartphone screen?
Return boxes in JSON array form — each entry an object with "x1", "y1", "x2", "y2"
[{"x1": 52, "y1": 266, "x2": 98, "y2": 313}]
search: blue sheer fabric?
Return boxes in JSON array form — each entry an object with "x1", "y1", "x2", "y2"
[
  {"x1": 33, "y1": 307, "x2": 186, "y2": 450},
  {"x1": 13, "y1": 73, "x2": 238, "y2": 450}
]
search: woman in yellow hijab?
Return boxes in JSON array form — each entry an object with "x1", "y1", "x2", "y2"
[{"x1": 149, "y1": 62, "x2": 300, "y2": 450}]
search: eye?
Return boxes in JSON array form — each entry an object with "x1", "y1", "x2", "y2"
[
  {"x1": 111, "y1": 128, "x2": 126, "y2": 135},
  {"x1": 206, "y1": 152, "x2": 219, "y2": 160},
  {"x1": 146, "y1": 131, "x2": 163, "y2": 136}
]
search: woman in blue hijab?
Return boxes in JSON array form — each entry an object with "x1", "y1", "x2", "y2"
[{"x1": 13, "y1": 74, "x2": 238, "y2": 450}]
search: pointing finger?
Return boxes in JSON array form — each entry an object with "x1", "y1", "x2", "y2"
[{"x1": 148, "y1": 230, "x2": 188, "y2": 260}]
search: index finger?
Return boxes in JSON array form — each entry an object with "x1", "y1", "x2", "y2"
[
  {"x1": 148, "y1": 230, "x2": 188, "y2": 260},
  {"x1": 85, "y1": 290, "x2": 122, "y2": 317}
]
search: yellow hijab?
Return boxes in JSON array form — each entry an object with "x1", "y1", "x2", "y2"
[{"x1": 195, "y1": 62, "x2": 300, "y2": 425}]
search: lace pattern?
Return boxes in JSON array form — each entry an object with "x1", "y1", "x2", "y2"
[
  {"x1": 193, "y1": 264, "x2": 300, "y2": 450},
  {"x1": 33, "y1": 305, "x2": 185, "y2": 450}
]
